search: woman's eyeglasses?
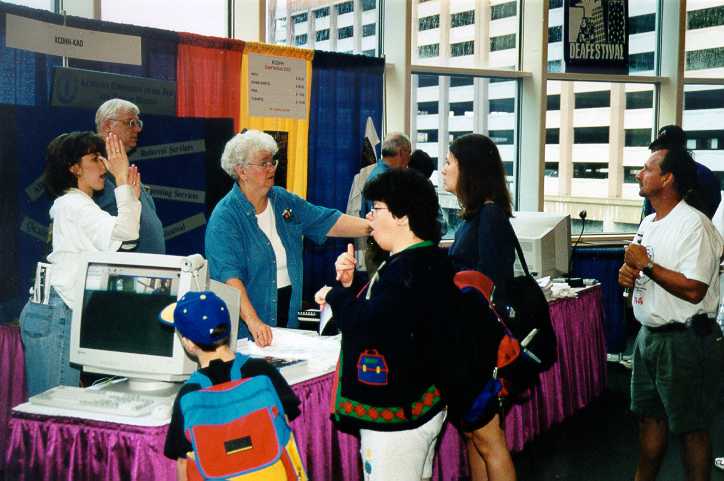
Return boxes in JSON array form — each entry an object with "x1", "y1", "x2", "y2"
[{"x1": 247, "y1": 158, "x2": 279, "y2": 170}]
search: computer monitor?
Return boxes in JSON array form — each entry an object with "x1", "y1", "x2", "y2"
[
  {"x1": 69, "y1": 252, "x2": 240, "y2": 391},
  {"x1": 509, "y1": 212, "x2": 571, "y2": 278}
]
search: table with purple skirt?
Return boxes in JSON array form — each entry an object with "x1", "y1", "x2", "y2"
[
  {"x1": 0, "y1": 325, "x2": 27, "y2": 477},
  {"x1": 3, "y1": 286, "x2": 606, "y2": 481}
]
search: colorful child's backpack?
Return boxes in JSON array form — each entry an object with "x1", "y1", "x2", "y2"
[
  {"x1": 453, "y1": 270, "x2": 557, "y2": 427},
  {"x1": 180, "y1": 353, "x2": 307, "y2": 481}
]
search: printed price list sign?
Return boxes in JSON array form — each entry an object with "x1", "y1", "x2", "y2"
[{"x1": 248, "y1": 54, "x2": 307, "y2": 119}]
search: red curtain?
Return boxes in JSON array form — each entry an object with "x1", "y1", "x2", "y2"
[{"x1": 176, "y1": 33, "x2": 244, "y2": 132}]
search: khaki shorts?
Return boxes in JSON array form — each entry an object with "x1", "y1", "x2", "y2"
[{"x1": 630, "y1": 323, "x2": 724, "y2": 434}]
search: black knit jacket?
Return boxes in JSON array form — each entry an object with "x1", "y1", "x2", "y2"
[{"x1": 326, "y1": 244, "x2": 455, "y2": 431}]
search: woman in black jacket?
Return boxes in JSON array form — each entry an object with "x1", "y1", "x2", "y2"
[
  {"x1": 442, "y1": 133, "x2": 517, "y2": 481},
  {"x1": 316, "y1": 168, "x2": 455, "y2": 481}
]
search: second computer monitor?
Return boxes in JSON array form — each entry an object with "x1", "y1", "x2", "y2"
[{"x1": 509, "y1": 212, "x2": 571, "y2": 278}]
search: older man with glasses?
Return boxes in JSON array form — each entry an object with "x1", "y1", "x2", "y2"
[{"x1": 94, "y1": 98, "x2": 165, "y2": 254}]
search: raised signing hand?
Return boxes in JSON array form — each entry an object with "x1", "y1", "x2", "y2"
[{"x1": 335, "y1": 243, "x2": 356, "y2": 288}]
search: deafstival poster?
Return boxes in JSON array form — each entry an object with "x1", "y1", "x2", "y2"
[{"x1": 564, "y1": 0, "x2": 629, "y2": 74}]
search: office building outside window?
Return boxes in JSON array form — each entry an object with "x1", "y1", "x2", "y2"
[
  {"x1": 410, "y1": 1, "x2": 522, "y2": 238},
  {"x1": 411, "y1": 0, "x2": 520, "y2": 69},
  {"x1": 101, "y1": 0, "x2": 228, "y2": 36},
  {"x1": 542, "y1": 1, "x2": 661, "y2": 235},
  {"x1": 683, "y1": 0, "x2": 724, "y2": 191},
  {"x1": 412, "y1": 73, "x2": 520, "y2": 239},
  {"x1": 268, "y1": 0, "x2": 380, "y2": 57}
]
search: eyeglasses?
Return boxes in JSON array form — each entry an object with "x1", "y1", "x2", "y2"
[
  {"x1": 110, "y1": 118, "x2": 143, "y2": 129},
  {"x1": 247, "y1": 159, "x2": 279, "y2": 170},
  {"x1": 370, "y1": 206, "x2": 388, "y2": 215}
]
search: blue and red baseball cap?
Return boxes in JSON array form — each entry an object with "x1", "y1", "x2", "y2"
[{"x1": 159, "y1": 291, "x2": 230, "y2": 345}]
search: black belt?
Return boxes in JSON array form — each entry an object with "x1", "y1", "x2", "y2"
[
  {"x1": 645, "y1": 323, "x2": 687, "y2": 333},
  {"x1": 645, "y1": 314, "x2": 716, "y2": 336}
]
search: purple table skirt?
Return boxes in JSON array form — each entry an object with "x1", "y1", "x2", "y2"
[
  {"x1": 0, "y1": 325, "x2": 27, "y2": 475},
  {"x1": 4, "y1": 287, "x2": 606, "y2": 481}
]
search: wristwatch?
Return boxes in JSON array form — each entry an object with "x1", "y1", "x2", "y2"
[{"x1": 642, "y1": 259, "x2": 654, "y2": 277}]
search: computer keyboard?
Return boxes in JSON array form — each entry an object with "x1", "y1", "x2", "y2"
[{"x1": 29, "y1": 385, "x2": 172, "y2": 418}]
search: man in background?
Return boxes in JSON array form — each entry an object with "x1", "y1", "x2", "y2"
[
  {"x1": 359, "y1": 132, "x2": 411, "y2": 218},
  {"x1": 95, "y1": 98, "x2": 165, "y2": 254},
  {"x1": 359, "y1": 132, "x2": 411, "y2": 274},
  {"x1": 619, "y1": 146, "x2": 723, "y2": 481}
]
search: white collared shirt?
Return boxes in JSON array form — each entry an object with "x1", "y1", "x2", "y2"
[{"x1": 48, "y1": 186, "x2": 141, "y2": 309}]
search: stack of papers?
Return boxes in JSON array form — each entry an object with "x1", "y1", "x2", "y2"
[
  {"x1": 537, "y1": 276, "x2": 554, "y2": 301},
  {"x1": 536, "y1": 276, "x2": 580, "y2": 300},
  {"x1": 237, "y1": 328, "x2": 341, "y2": 373},
  {"x1": 551, "y1": 282, "x2": 578, "y2": 299}
]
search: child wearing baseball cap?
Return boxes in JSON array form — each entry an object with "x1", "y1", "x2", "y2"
[{"x1": 159, "y1": 291, "x2": 301, "y2": 479}]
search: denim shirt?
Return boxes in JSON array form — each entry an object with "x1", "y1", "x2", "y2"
[
  {"x1": 94, "y1": 176, "x2": 166, "y2": 254},
  {"x1": 205, "y1": 184, "x2": 341, "y2": 336}
]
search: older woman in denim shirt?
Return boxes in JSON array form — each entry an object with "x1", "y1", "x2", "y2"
[{"x1": 205, "y1": 130, "x2": 370, "y2": 347}]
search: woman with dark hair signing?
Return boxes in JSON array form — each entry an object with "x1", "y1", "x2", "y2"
[
  {"x1": 20, "y1": 132, "x2": 141, "y2": 396},
  {"x1": 316, "y1": 168, "x2": 455, "y2": 481},
  {"x1": 441, "y1": 133, "x2": 517, "y2": 481}
]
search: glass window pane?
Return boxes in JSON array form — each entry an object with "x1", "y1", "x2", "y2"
[
  {"x1": 336, "y1": 2, "x2": 353, "y2": 15},
  {"x1": 450, "y1": 10, "x2": 475, "y2": 28},
  {"x1": 491, "y1": 2, "x2": 517, "y2": 21},
  {"x1": 338, "y1": 26, "x2": 353, "y2": 39},
  {"x1": 411, "y1": 73, "x2": 520, "y2": 239},
  {"x1": 685, "y1": 1, "x2": 724, "y2": 78},
  {"x1": 362, "y1": 0, "x2": 377, "y2": 12},
  {"x1": 267, "y1": 0, "x2": 379, "y2": 56},
  {"x1": 295, "y1": 34, "x2": 308, "y2": 46},
  {"x1": 101, "y1": 0, "x2": 227, "y2": 36},
  {"x1": 544, "y1": 81, "x2": 656, "y2": 235},
  {"x1": 683, "y1": 84, "x2": 724, "y2": 190},
  {"x1": 5, "y1": 0, "x2": 52, "y2": 11},
  {"x1": 412, "y1": 1, "x2": 520, "y2": 69},
  {"x1": 419, "y1": 15, "x2": 440, "y2": 31},
  {"x1": 547, "y1": 0, "x2": 658, "y2": 76}
]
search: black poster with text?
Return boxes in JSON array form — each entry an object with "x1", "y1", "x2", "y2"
[{"x1": 564, "y1": 0, "x2": 629, "y2": 74}]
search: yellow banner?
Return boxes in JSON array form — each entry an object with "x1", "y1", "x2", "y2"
[{"x1": 240, "y1": 43, "x2": 313, "y2": 198}]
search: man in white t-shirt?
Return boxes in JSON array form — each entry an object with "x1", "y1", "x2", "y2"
[{"x1": 619, "y1": 147, "x2": 723, "y2": 481}]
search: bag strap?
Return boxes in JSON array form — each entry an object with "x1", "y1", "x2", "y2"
[
  {"x1": 230, "y1": 352, "x2": 250, "y2": 381},
  {"x1": 511, "y1": 230, "x2": 531, "y2": 277},
  {"x1": 185, "y1": 352, "x2": 250, "y2": 388},
  {"x1": 186, "y1": 370, "x2": 213, "y2": 389}
]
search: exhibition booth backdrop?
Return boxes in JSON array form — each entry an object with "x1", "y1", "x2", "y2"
[
  {"x1": 0, "y1": 1, "x2": 384, "y2": 319},
  {"x1": 0, "y1": 2, "x2": 626, "y2": 353}
]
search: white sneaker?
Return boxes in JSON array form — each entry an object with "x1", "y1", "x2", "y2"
[{"x1": 714, "y1": 457, "x2": 724, "y2": 470}]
